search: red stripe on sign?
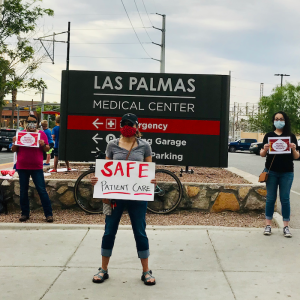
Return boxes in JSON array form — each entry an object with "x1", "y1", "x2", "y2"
[
  {"x1": 134, "y1": 193, "x2": 152, "y2": 195},
  {"x1": 67, "y1": 116, "x2": 220, "y2": 135},
  {"x1": 103, "y1": 192, "x2": 131, "y2": 195}
]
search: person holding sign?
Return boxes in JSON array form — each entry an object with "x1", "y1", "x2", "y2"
[
  {"x1": 91, "y1": 113, "x2": 156, "y2": 286},
  {"x1": 260, "y1": 111, "x2": 299, "y2": 237},
  {"x1": 12, "y1": 115, "x2": 54, "y2": 223}
]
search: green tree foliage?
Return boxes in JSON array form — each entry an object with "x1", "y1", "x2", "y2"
[
  {"x1": 0, "y1": 0, "x2": 54, "y2": 126},
  {"x1": 249, "y1": 83, "x2": 300, "y2": 134}
]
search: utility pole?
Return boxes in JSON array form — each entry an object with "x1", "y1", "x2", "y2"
[
  {"x1": 260, "y1": 83, "x2": 264, "y2": 100},
  {"x1": 41, "y1": 87, "x2": 45, "y2": 121},
  {"x1": 153, "y1": 14, "x2": 166, "y2": 73},
  {"x1": 16, "y1": 104, "x2": 19, "y2": 130},
  {"x1": 66, "y1": 22, "x2": 71, "y2": 71},
  {"x1": 274, "y1": 74, "x2": 290, "y2": 87}
]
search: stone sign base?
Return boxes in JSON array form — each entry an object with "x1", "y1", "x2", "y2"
[{"x1": 1, "y1": 178, "x2": 267, "y2": 213}]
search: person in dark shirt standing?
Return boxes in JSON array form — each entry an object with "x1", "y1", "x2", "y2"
[
  {"x1": 260, "y1": 111, "x2": 299, "y2": 237},
  {"x1": 50, "y1": 115, "x2": 70, "y2": 172}
]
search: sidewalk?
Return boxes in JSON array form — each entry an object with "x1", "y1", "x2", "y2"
[{"x1": 0, "y1": 224, "x2": 299, "y2": 300}]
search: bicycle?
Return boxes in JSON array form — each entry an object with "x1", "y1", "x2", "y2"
[{"x1": 74, "y1": 151, "x2": 183, "y2": 215}]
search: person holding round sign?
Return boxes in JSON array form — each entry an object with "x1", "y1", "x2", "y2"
[
  {"x1": 260, "y1": 111, "x2": 299, "y2": 237},
  {"x1": 91, "y1": 113, "x2": 156, "y2": 286},
  {"x1": 12, "y1": 114, "x2": 53, "y2": 223}
]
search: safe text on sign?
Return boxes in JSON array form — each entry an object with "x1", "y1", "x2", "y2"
[{"x1": 93, "y1": 160, "x2": 156, "y2": 201}]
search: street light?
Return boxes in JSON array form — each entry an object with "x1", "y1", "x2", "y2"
[{"x1": 274, "y1": 74, "x2": 290, "y2": 87}]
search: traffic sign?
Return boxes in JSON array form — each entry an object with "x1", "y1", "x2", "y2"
[{"x1": 60, "y1": 71, "x2": 230, "y2": 167}]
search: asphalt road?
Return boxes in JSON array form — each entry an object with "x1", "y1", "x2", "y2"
[
  {"x1": 229, "y1": 151, "x2": 300, "y2": 229},
  {"x1": 0, "y1": 150, "x2": 14, "y2": 165}
]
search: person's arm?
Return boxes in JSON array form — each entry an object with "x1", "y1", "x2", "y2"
[
  {"x1": 91, "y1": 156, "x2": 111, "y2": 204},
  {"x1": 144, "y1": 146, "x2": 156, "y2": 185},
  {"x1": 11, "y1": 136, "x2": 18, "y2": 153},
  {"x1": 290, "y1": 135, "x2": 299, "y2": 159},
  {"x1": 260, "y1": 134, "x2": 269, "y2": 157}
]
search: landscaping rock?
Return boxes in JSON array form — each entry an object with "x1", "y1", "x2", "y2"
[
  {"x1": 14, "y1": 182, "x2": 20, "y2": 197},
  {"x1": 1, "y1": 180, "x2": 11, "y2": 186},
  {"x1": 211, "y1": 192, "x2": 240, "y2": 213},
  {"x1": 245, "y1": 193, "x2": 265, "y2": 211},
  {"x1": 186, "y1": 186, "x2": 200, "y2": 198},
  {"x1": 256, "y1": 189, "x2": 267, "y2": 197},
  {"x1": 239, "y1": 187, "x2": 251, "y2": 200},
  {"x1": 59, "y1": 191, "x2": 76, "y2": 206},
  {"x1": 68, "y1": 181, "x2": 76, "y2": 187},
  {"x1": 57, "y1": 186, "x2": 68, "y2": 194},
  {"x1": 191, "y1": 197, "x2": 210, "y2": 210},
  {"x1": 210, "y1": 192, "x2": 219, "y2": 202},
  {"x1": 29, "y1": 181, "x2": 35, "y2": 188},
  {"x1": 224, "y1": 185, "x2": 238, "y2": 190},
  {"x1": 48, "y1": 181, "x2": 58, "y2": 188}
]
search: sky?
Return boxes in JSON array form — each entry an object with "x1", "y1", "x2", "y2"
[{"x1": 12, "y1": 0, "x2": 300, "y2": 107}]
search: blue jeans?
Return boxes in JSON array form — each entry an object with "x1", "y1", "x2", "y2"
[
  {"x1": 101, "y1": 200, "x2": 149, "y2": 259},
  {"x1": 265, "y1": 169, "x2": 294, "y2": 222},
  {"x1": 17, "y1": 169, "x2": 53, "y2": 218}
]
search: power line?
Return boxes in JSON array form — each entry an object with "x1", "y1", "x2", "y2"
[
  {"x1": 52, "y1": 27, "x2": 153, "y2": 31},
  {"x1": 39, "y1": 68, "x2": 61, "y2": 83},
  {"x1": 121, "y1": 0, "x2": 153, "y2": 59},
  {"x1": 71, "y1": 42, "x2": 152, "y2": 44},
  {"x1": 55, "y1": 55, "x2": 152, "y2": 59},
  {"x1": 142, "y1": 0, "x2": 155, "y2": 26},
  {"x1": 134, "y1": 0, "x2": 153, "y2": 42}
]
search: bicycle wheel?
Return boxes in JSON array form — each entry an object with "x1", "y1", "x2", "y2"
[
  {"x1": 74, "y1": 169, "x2": 103, "y2": 214},
  {"x1": 147, "y1": 169, "x2": 183, "y2": 214}
]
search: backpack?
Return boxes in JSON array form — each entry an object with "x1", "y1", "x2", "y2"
[{"x1": 0, "y1": 187, "x2": 7, "y2": 215}]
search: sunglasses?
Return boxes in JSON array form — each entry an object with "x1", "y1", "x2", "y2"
[
  {"x1": 121, "y1": 120, "x2": 134, "y2": 127},
  {"x1": 27, "y1": 120, "x2": 37, "y2": 123}
]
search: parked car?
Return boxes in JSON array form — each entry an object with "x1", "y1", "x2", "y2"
[
  {"x1": 249, "y1": 142, "x2": 263, "y2": 155},
  {"x1": 228, "y1": 138, "x2": 257, "y2": 152},
  {"x1": 0, "y1": 129, "x2": 17, "y2": 151}
]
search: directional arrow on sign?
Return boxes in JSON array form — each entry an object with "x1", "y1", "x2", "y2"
[
  {"x1": 91, "y1": 147, "x2": 100, "y2": 154},
  {"x1": 93, "y1": 118, "x2": 104, "y2": 129},
  {"x1": 92, "y1": 133, "x2": 103, "y2": 144}
]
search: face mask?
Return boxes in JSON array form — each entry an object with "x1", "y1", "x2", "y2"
[
  {"x1": 274, "y1": 121, "x2": 285, "y2": 129},
  {"x1": 27, "y1": 122, "x2": 37, "y2": 130},
  {"x1": 120, "y1": 125, "x2": 137, "y2": 137}
]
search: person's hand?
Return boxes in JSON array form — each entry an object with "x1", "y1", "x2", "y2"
[
  {"x1": 39, "y1": 139, "x2": 45, "y2": 147},
  {"x1": 91, "y1": 176, "x2": 98, "y2": 186},
  {"x1": 263, "y1": 144, "x2": 270, "y2": 152},
  {"x1": 12, "y1": 136, "x2": 16, "y2": 143},
  {"x1": 151, "y1": 178, "x2": 157, "y2": 186},
  {"x1": 290, "y1": 143, "x2": 297, "y2": 151},
  {"x1": 102, "y1": 199, "x2": 110, "y2": 204}
]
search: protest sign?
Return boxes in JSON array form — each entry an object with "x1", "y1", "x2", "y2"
[
  {"x1": 269, "y1": 137, "x2": 291, "y2": 154},
  {"x1": 93, "y1": 159, "x2": 156, "y2": 201},
  {"x1": 15, "y1": 132, "x2": 40, "y2": 148}
]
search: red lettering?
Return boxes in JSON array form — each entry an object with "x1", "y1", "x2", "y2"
[
  {"x1": 114, "y1": 162, "x2": 124, "y2": 176},
  {"x1": 127, "y1": 162, "x2": 136, "y2": 177},
  {"x1": 101, "y1": 161, "x2": 113, "y2": 177},
  {"x1": 139, "y1": 164, "x2": 149, "y2": 178}
]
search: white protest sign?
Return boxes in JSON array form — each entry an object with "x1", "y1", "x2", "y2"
[
  {"x1": 268, "y1": 137, "x2": 291, "y2": 154},
  {"x1": 93, "y1": 159, "x2": 155, "y2": 201}
]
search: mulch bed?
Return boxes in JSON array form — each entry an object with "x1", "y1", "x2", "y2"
[
  {"x1": 44, "y1": 163, "x2": 250, "y2": 184},
  {"x1": 0, "y1": 209, "x2": 277, "y2": 228}
]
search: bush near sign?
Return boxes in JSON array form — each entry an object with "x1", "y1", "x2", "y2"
[{"x1": 59, "y1": 71, "x2": 230, "y2": 167}]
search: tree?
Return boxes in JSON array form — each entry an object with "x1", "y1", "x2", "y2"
[
  {"x1": 249, "y1": 83, "x2": 300, "y2": 134},
  {"x1": 0, "y1": 0, "x2": 54, "y2": 127}
]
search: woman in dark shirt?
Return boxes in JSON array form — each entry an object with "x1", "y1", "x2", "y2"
[
  {"x1": 260, "y1": 111, "x2": 299, "y2": 237},
  {"x1": 91, "y1": 113, "x2": 156, "y2": 286}
]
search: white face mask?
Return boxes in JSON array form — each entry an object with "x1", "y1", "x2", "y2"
[{"x1": 27, "y1": 122, "x2": 37, "y2": 130}]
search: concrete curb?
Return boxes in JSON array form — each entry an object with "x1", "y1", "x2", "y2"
[
  {"x1": 226, "y1": 166, "x2": 264, "y2": 185},
  {"x1": 0, "y1": 222, "x2": 282, "y2": 231},
  {"x1": 273, "y1": 212, "x2": 284, "y2": 228}
]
